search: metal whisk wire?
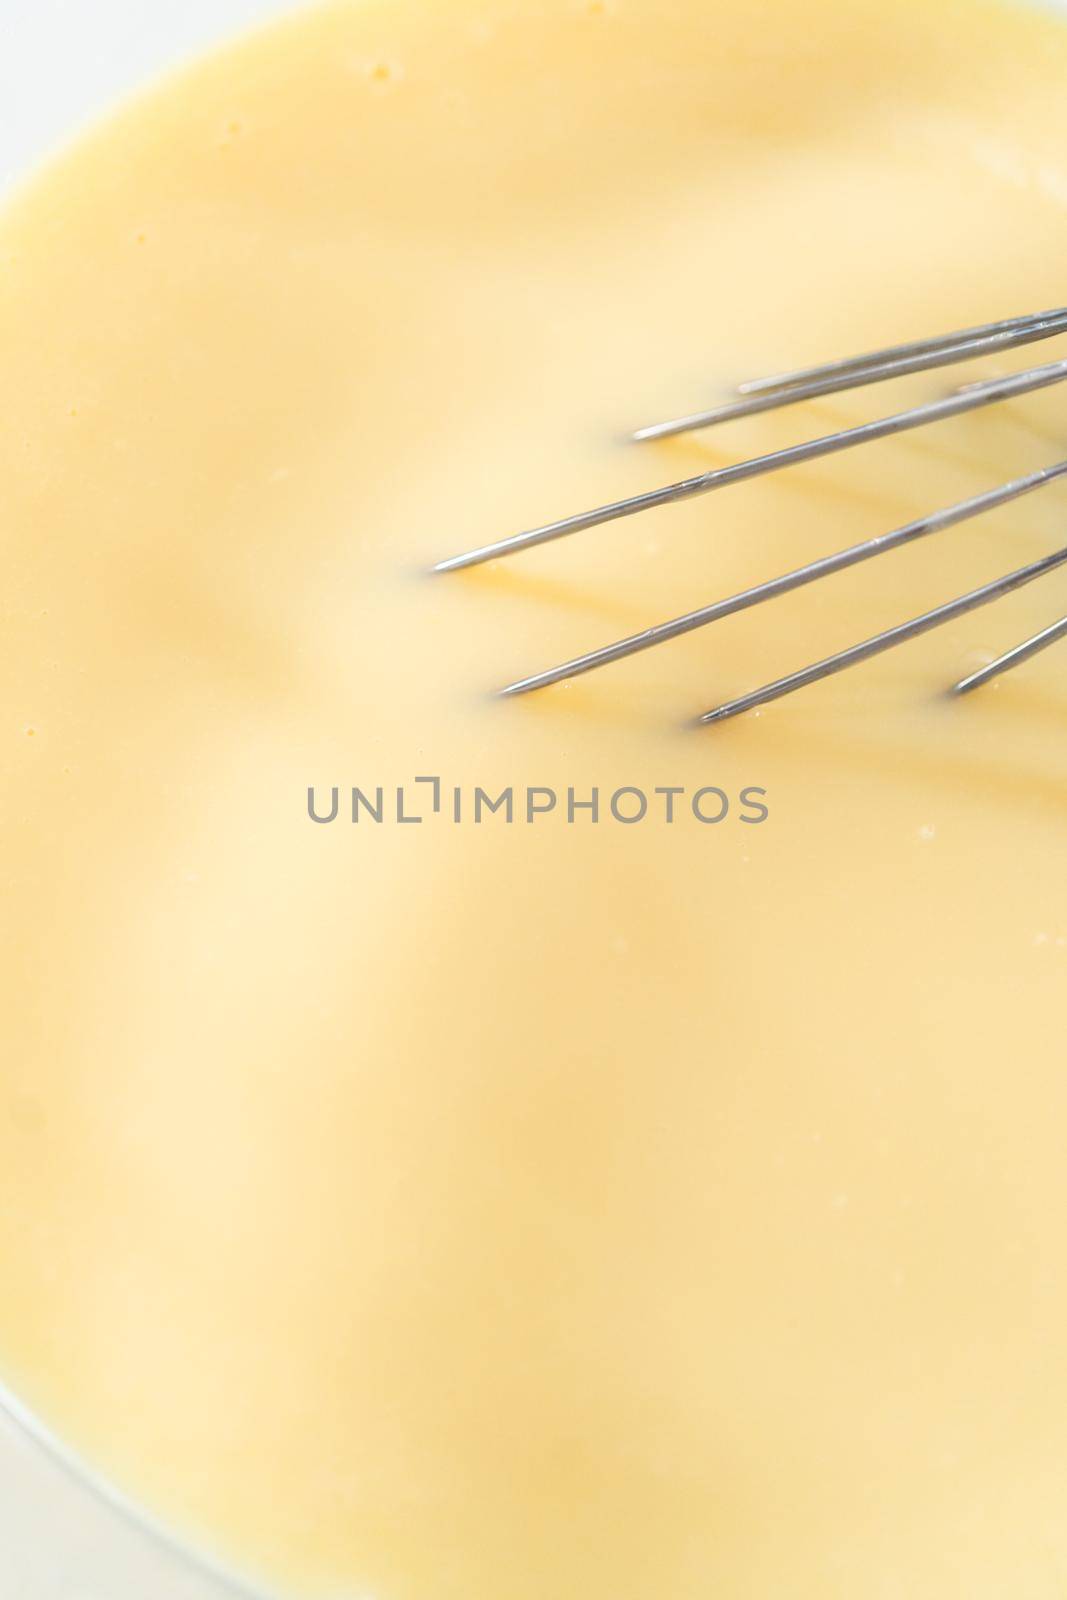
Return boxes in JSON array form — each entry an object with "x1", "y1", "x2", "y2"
[{"x1": 433, "y1": 307, "x2": 1067, "y2": 723}]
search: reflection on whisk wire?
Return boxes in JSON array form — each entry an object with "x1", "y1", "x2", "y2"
[{"x1": 434, "y1": 307, "x2": 1067, "y2": 724}]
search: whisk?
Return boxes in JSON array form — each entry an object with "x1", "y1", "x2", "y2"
[{"x1": 433, "y1": 307, "x2": 1067, "y2": 724}]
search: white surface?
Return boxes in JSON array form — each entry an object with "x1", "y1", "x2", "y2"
[
  {"x1": 0, "y1": 0, "x2": 298, "y2": 193},
  {"x1": 0, "y1": 1401, "x2": 264, "y2": 1600}
]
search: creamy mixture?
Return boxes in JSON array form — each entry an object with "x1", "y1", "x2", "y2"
[{"x1": 3, "y1": 0, "x2": 1067, "y2": 1595}]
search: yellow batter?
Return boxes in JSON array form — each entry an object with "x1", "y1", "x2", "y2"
[{"x1": 4, "y1": 0, "x2": 1067, "y2": 1594}]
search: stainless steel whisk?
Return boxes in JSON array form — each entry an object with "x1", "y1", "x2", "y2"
[{"x1": 433, "y1": 307, "x2": 1067, "y2": 724}]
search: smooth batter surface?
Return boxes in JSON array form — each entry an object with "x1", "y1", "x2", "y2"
[{"x1": 4, "y1": 0, "x2": 1067, "y2": 1595}]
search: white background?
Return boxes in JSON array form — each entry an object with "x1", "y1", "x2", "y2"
[{"x1": 0, "y1": 0, "x2": 297, "y2": 193}]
